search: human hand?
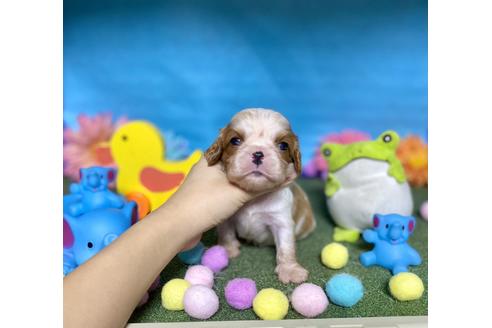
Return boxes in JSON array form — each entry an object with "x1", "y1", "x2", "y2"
[
  {"x1": 161, "y1": 157, "x2": 252, "y2": 231},
  {"x1": 162, "y1": 157, "x2": 279, "y2": 233}
]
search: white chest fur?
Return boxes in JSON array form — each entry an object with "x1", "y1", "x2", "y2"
[{"x1": 233, "y1": 187, "x2": 294, "y2": 245}]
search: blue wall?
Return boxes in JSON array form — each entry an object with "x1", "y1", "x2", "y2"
[{"x1": 64, "y1": 0, "x2": 427, "y2": 158}]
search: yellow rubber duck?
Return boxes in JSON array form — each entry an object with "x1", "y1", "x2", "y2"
[{"x1": 109, "y1": 121, "x2": 202, "y2": 217}]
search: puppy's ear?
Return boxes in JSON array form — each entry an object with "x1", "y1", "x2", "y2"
[
  {"x1": 287, "y1": 131, "x2": 302, "y2": 175},
  {"x1": 204, "y1": 128, "x2": 226, "y2": 165}
]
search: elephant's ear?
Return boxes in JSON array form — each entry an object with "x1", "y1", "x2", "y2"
[
  {"x1": 107, "y1": 167, "x2": 116, "y2": 183},
  {"x1": 63, "y1": 216, "x2": 75, "y2": 248},
  {"x1": 373, "y1": 214, "x2": 381, "y2": 228},
  {"x1": 408, "y1": 216, "x2": 416, "y2": 233}
]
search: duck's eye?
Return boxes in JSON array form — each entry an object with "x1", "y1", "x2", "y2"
[
  {"x1": 383, "y1": 134, "x2": 392, "y2": 143},
  {"x1": 323, "y1": 148, "x2": 331, "y2": 157},
  {"x1": 122, "y1": 135, "x2": 128, "y2": 141},
  {"x1": 385, "y1": 224, "x2": 389, "y2": 229},
  {"x1": 230, "y1": 137, "x2": 241, "y2": 146},
  {"x1": 402, "y1": 226, "x2": 405, "y2": 230},
  {"x1": 87, "y1": 242, "x2": 94, "y2": 249},
  {"x1": 278, "y1": 142, "x2": 289, "y2": 151}
]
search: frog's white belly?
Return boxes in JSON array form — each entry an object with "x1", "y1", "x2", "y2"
[{"x1": 327, "y1": 158, "x2": 413, "y2": 231}]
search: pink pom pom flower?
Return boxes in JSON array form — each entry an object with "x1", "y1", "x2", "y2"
[
  {"x1": 184, "y1": 265, "x2": 214, "y2": 288},
  {"x1": 291, "y1": 283, "x2": 329, "y2": 318},
  {"x1": 183, "y1": 285, "x2": 219, "y2": 320}
]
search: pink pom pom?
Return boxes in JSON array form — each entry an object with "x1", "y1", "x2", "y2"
[
  {"x1": 225, "y1": 278, "x2": 257, "y2": 310},
  {"x1": 183, "y1": 285, "x2": 219, "y2": 320},
  {"x1": 420, "y1": 201, "x2": 428, "y2": 220},
  {"x1": 184, "y1": 265, "x2": 214, "y2": 288},
  {"x1": 291, "y1": 283, "x2": 329, "y2": 318},
  {"x1": 201, "y1": 245, "x2": 229, "y2": 273}
]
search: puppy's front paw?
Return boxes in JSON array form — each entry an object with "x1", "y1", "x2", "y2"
[
  {"x1": 275, "y1": 263, "x2": 309, "y2": 284},
  {"x1": 223, "y1": 240, "x2": 241, "y2": 258}
]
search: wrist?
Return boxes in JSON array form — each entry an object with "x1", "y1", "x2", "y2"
[{"x1": 151, "y1": 197, "x2": 204, "y2": 246}]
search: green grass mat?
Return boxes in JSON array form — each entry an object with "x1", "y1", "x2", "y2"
[{"x1": 126, "y1": 178, "x2": 428, "y2": 323}]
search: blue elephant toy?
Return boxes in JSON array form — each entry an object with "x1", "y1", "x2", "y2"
[
  {"x1": 66, "y1": 167, "x2": 126, "y2": 216},
  {"x1": 359, "y1": 213, "x2": 421, "y2": 275},
  {"x1": 63, "y1": 201, "x2": 136, "y2": 275}
]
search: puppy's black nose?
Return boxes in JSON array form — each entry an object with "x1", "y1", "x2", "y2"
[
  {"x1": 252, "y1": 151, "x2": 264, "y2": 165},
  {"x1": 253, "y1": 151, "x2": 264, "y2": 159}
]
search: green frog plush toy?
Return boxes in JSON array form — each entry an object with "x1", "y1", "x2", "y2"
[{"x1": 321, "y1": 130, "x2": 413, "y2": 243}]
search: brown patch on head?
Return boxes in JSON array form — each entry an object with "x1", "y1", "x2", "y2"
[
  {"x1": 277, "y1": 130, "x2": 302, "y2": 176},
  {"x1": 204, "y1": 125, "x2": 242, "y2": 167}
]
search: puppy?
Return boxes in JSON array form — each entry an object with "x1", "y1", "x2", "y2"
[{"x1": 205, "y1": 108, "x2": 316, "y2": 283}]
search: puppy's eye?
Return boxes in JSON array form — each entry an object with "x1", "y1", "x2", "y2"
[
  {"x1": 230, "y1": 137, "x2": 241, "y2": 146},
  {"x1": 278, "y1": 142, "x2": 289, "y2": 151}
]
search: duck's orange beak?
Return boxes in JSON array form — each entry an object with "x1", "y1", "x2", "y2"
[{"x1": 93, "y1": 141, "x2": 114, "y2": 165}]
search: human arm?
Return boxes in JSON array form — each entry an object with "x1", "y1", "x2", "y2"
[{"x1": 63, "y1": 158, "x2": 257, "y2": 328}]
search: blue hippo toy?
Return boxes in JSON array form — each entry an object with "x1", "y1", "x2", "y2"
[
  {"x1": 359, "y1": 213, "x2": 421, "y2": 275},
  {"x1": 63, "y1": 201, "x2": 137, "y2": 275},
  {"x1": 66, "y1": 167, "x2": 126, "y2": 216}
]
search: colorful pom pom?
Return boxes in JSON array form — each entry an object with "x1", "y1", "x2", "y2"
[
  {"x1": 253, "y1": 288, "x2": 289, "y2": 320},
  {"x1": 291, "y1": 283, "x2": 329, "y2": 318},
  {"x1": 420, "y1": 201, "x2": 428, "y2": 220},
  {"x1": 389, "y1": 272, "x2": 424, "y2": 301},
  {"x1": 178, "y1": 242, "x2": 205, "y2": 265},
  {"x1": 201, "y1": 245, "x2": 229, "y2": 273},
  {"x1": 161, "y1": 278, "x2": 190, "y2": 310},
  {"x1": 225, "y1": 278, "x2": 257, "y2": 310},
  {"x1": 183, "y1": 285, "x2": 219, "y2": 320},
  {"x1": 321, "y1": 242, "x2": 349, "y2": 269},
  {"x1": 325, "y1": 273, "x2": 364, "y2": 307},
  {"x1": 184, "y1": 265, "x2": 214, "y2": 288}
]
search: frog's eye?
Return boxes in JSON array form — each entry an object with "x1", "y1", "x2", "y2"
[
  {"x1": 382, "y1": 134, "x2": 392, "y2": 143},
  {"x1": 323, "y1": 148, "x2": 331, "y2": 157}
]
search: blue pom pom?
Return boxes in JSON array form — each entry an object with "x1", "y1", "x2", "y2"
[
  {"x1": 178, "y1": 242, "x2": 205, "y2": 265},
  {"x1": 325, "y1": 273, "x2": 364, "y2": 307}
]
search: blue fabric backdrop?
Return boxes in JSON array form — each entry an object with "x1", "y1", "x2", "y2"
[{"x1": 64, "y1": 0, "x2": 427, "y2": 158}]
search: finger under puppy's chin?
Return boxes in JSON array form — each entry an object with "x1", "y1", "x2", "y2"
[
  {"x1": 227, "y1": 174, "x2": 279, "y2": 193},
  {"x1": 225, "y1": 162, "x2": 298, "y2": 193}
]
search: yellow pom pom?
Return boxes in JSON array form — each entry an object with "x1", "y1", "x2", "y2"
[
  {"x1": 321, "y1": 242, "x2": 349, "y2": 269},
  {"x1": 161, "y1": 278, "x2": 191, "y2": 310},
  {"x1": 389, "y1": 272, "x2": 424, "y2": 301},
  {"x1": 253, "y1": 288, "x2": 289, "y2": 320}
]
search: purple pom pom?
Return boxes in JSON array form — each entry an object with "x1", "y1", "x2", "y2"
[
  {"x1": 201, "y1": 245, "x2": 229, "y2": 273},
  {"x1": 225, "y1": 278, "x2": 257, "y2": 310}
]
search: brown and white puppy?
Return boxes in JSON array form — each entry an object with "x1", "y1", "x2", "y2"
[{"x1": 205, "y1": 108, "x2": 316, "y2": 283}]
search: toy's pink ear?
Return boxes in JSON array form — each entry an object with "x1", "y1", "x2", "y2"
[
  {"x1": 373, "y1": 215, "x2": 380, "y2": 228},
  {"x1": 107, "y1": 169, "x2": 116, "y2": 182},
  {"x1": 63, "y1": 218, "x2": 74, "y2": 248},
  {"x1": 408, "y1": 218, "x2": 415, "y2": 233}
]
